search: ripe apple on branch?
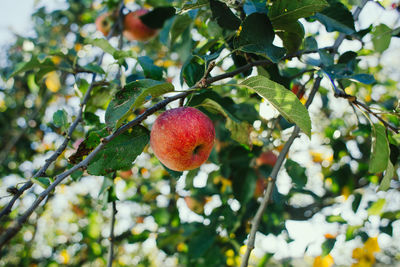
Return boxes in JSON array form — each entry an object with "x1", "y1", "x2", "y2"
[{"x1": 150, "y1": 107, "x2": 215, "y2": 172}]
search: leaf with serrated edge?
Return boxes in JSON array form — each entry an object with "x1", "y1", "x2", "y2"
[
  {"x1": 369, "y1": 123, "x2": 389, "y2": 173},
  {"x1": 239, "y1": 76, "x2": 311, "y2": 137},
  {"x1": 87, "y1": 126, "x2": 149, "y2": 176},
  {"x1": 379, "y1": 161, "x2": 394, "y2": 191},
  {"x1": 105, "y1": 80, "x2": 174, "y2": 128}
]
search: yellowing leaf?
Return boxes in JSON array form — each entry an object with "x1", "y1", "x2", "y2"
[{"x1": 45, "y1": 71, "x2": 61, "y2": 92}]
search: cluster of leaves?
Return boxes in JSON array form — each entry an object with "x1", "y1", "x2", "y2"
[{"x1": 0, "y1": 0, "x2": 399, "y2": 266}]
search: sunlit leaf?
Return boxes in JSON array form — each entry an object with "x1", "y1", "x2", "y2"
[
  {"x1": 378, "y1": 161, "x2": 394, "y2": 191},
  {"x1": 372, "y1": 24, "x2": 392, "y2": 53},
  {"x1": 240, "y1": 75, "x2": 311, "y2": 137},
  {"x1": 368, "y1": 198, "x2": 386, "y2": 216},
  {"x1": 369, "y1": 123, "x2": 389, "y2": 173},
  {"x1": 270, "y1": 0, "x2": 329, "y2": 28}
]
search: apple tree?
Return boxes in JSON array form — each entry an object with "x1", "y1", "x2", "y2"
[{"x1": 0, "y1": 0, "x2": 399, "y2": 266}]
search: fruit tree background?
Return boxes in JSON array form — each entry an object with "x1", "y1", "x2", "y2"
[{"x1": 0, "y1": 0, "x2": 399, "y2": 266}]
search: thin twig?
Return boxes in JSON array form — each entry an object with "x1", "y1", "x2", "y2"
[
  {"x1": 239, "y1": 77, "x2": 322, "y2": 267},
  {"x1": 107, "y1": 201, "x2": 117, "y2": 267},
  {"x1": 353, "y1": 100, "x2": 399, "y2": 133},
  {"x1": 0, "y1": 8, "x2": 122, "y2": 221},
  {"x1": 332, "y1": 0, "x2": 370, "y2": 51}
]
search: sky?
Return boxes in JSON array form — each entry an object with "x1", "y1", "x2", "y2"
[{"x1": 0, "y1": 0, "x2": 34, "y2": 45}]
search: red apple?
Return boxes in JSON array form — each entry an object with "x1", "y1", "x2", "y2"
[
  {"x1": 150, "y1": 107, "x2": 215, "y2": 171},
  {"x1": 123, "y1": 9, "x2": 158, "y2": 42},
  {"x1": 256, "y1": 150, "x2": 277, "y2": 167},
  {"x1": 291, "y1": 84, "x2": 305, "y2": 99},
  {"x1": 254, "y1": 177, "x2": 267, "y2": 198},
  {"x1": 95, "y1": 12, "x2": 113, "y2": 37}
]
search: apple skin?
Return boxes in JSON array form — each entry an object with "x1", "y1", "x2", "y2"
[
  {"x1": 256, "y1": 150, "x2": 277, "y2": 167},
  {"x1": 254, "y1": 177, "x2": 267, "y2": 198},
  {"x1": 95, "y1": 12, "x2": 113, "y2": 36},
  {"x1": 123, "y1": 9, "x2": 158, "y2": 41},
  {"x1": 150, "y1": 107, "x2": 215, "y2": 171},
  {"x1": 291, "y1": 84, "x2": 304, "y2": 99}
]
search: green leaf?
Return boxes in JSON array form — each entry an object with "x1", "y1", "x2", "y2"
[
  {"x1": 82, "y1": 64, "x2": 105, "y2": 75},
  {"x1": 349, "y1": 74, "x2": 376, "y2": 84},
  {"x1": 199, "y1": 98, "x2": 252, "y2": 145},
  {"x1": 87, "y1": 126, "x2": 150, "y2": 176},
  {"x1": 372, "y1": 24, "x2": 392, "y2": 53},
  {"x1": 240, "y1": 76, "x2": 311, "y2": 137},
  {"x1": 378, "y1": 161, "x2": 394, "y2": 191},
  {"x1": 31, "y1": 177, "x2": 51, "y2": 189},
  {"x1": 181, "y1": 0, "x2": 208, "y2": 12},
  {"x1": 319, "y1": 49, "x2": 334, "y2": 66},
  {"x1": 235, "y1": 13, "x2": 286, "y2": 63},
  {"x1": 70, "y1": 170, "x2": 83, "y2": 181},
  {"x1": 7, "y1": 56, "x2": 55, "y2": 79},
  {"x1": 285, "y1": 159, "x2": 307, "y2": 188},
  {"x1": 105, "y1": 80, "x2": 174, "y2": 128},
  {"x1": 369, "y1": 123, "x2": 389, "y2": 173},
  {"x1": 161, "y1": 163, "x2": 183, "y2": 178},
  {"x1": 138, "y1": 56, "x2": 163, "y2": 80},
  {"x1": 182, "y1": 56, "x2": 205, "y2": 87},
  {"x1": 188, "y1": 229, "x2": 216, "y2": 258},
  {"x1": 326, "y1": 215, "x2": 346, "y2": 223},
  {"x1": 232, "y1": 169, "x2": 257, "y2": 205},
  {"x1": 304, "y1": 36, "x2": 318, "y2": 50},
  {"x1": 321, "y1": 238, "x2": 336, "y2": 257},
  {"x1": 352, "y1": 193, "x2": 362, "y2": 213},
  {"x1": 346, "y1": 225, "x2": 361, "y2": 241},
  {"x1": 53, "y1": 109, "x2": 68, "y2": 130},
  {"x1": 210, "y1": 0, "x2": 241, "y2": 31},
  {"x1": 368, "y1": 198, "x2": 386, "y2": 216},
  {"x1": 270, "y1": 0, "x2": 329, "y2": 29},
  {"x1": 98, "y1": 176, "x2": 114, "y2": 197},
  {"x1": 86, "y1": 38, "x2": 116, "y2": 55},
  {"x1": 140, "y1": 6, "x2": 176, "y2": 29},
  {"x1": 277, "y1": 21, "x2": 305, "y2": 54},
  {"x1": 170, "y1": 14, "x2": 192, "y2": 45},
  {"x1": 315, "y1": 0, "x2": 355, "y2": 34}
]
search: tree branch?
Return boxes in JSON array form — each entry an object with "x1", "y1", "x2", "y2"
[
  {"x1": 353, "y1": 100, "x2": 399, "y2": 134},
  {"x1": 107, "y1": 201, "x2": 117, "y2": 267},
  {"x1": 240, "y1": 77, "x2": 322, "y2": 267}
]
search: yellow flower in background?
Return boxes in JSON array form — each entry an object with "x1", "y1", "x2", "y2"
[
  {"x1": 45, "y1": 71, "x2": 61, "y2": 93},
  {"x1": 313, "y1": 254, "x2": 334, "y2": 267},
  {"x1": 351, "y1": 237, "x2": 380, "y2": 267}
]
